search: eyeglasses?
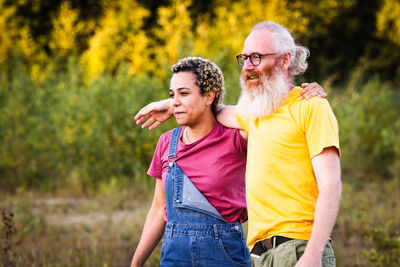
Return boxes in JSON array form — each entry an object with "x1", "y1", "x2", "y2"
[{"x1": 236, "y1": 53, "x2": 277, "y2": 66}]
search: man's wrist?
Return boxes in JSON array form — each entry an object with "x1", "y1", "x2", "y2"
[{"x1": 304, "y1": 242, "x2": 324, "y2": 258}]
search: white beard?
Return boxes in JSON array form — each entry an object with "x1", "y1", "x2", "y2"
[{"x1": 236, "y1": 70, "x2": 290, "y2": 120}]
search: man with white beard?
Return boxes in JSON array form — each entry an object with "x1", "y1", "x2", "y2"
[
  {"x1": 134, "y1": 21, "x2": 339, "y2": 267},
  {"x1": 219, "y1": 21, "x2": 341, "y2": 267}
]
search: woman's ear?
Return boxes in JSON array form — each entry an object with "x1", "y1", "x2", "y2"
[{"x1": 205, "y1": 90, "x2": 215, "y2": 106}]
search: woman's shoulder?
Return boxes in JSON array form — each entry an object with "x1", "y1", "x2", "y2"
[
  {"x1": 157, "y1": 127, "x2": 184, "y2": 145},
  {"x1": 158, "y1": 128, "x2": 174, "y2": 143},
  {"x1": 215, "y1": 122, "x2": 241, "y2": 135},
  {"x1": 214, "y1": 122, "x2": 247, "y2": 153},
  {"x1": 159, "y1": 129, "x2": 173, "y2": 139},
  {"x1": 153, "y1": 129, "x2": 175, "y2": 157}
]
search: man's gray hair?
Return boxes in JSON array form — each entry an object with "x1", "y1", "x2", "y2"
[{"x1": 251, "y1": 21, "x2": 309, "y2": 77}]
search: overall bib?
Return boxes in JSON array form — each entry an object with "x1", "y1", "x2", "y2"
[{"x1": 160, "y1": 127, "x2": 251, "y2": 267}]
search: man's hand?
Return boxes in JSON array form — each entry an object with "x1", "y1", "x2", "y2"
[
  {"x1": 134, "y1": 99, "x2": 173, "y2": 130},
  {"x1": 299, "y1": 82, "x2": 328, "y2": 100},
  {"x1": 295, "y1": 252, "x2": 322, "y2": 267}
]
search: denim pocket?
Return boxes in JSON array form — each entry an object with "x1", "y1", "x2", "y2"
[
  {"x1": 160, "y1": 236, "x2": 172, "y2": 261},
  {"x1": 217, "y1": 233, "x2": 250, "y2": 266}
]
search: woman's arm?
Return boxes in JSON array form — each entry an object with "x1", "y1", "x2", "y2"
[
  {"x1": 131, "y1": 179, "x2": 166, "y2": 267},
  {"x1": 298, "y1": 82, "x2": 328, "y2": 100}
]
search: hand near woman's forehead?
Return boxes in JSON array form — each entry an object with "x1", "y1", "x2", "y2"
[
  {"x1": 135, "y1": 99, "x2": 173, "y2": 130},
  {"x1": 134, "y1": 82, "x2": 327, "y2": 130}
]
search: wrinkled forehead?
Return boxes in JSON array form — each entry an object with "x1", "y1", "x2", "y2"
[{"x1": 243, "y1": 29, "x2": 276, "y2": 54}]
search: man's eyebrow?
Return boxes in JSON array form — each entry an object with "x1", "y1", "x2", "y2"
[{"x1": 243, "y1": 51, "x2": 264, "y2": 55}]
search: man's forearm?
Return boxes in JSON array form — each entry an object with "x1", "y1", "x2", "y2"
[
  {"x1": 304, "y1": 147, "x2": 341, "y2": 261},
  {"x1": 304, "y1": 182, "x2": 341, "y2": 257},
  {"x1": 216, "y1": 105, "x2": 242, "y2": 129}
]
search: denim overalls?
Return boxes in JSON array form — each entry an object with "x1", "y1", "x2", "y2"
[{"x1": 160, "y1": 127, "x2": 250, "y2": 267}]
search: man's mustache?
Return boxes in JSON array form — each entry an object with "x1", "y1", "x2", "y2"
[{"x1": 241, "y1": 70, "x2": 260, "y2": 78}]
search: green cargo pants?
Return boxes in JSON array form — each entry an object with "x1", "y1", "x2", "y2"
[{"x1": 250, "y1": 239, "x2": 336, "y2": 267}]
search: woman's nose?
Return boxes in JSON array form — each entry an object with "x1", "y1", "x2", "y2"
[{"x1": 172, "y1": 95, "x2": 181, "y2": 106}]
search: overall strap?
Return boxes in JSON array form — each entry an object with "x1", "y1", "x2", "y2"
[{"x1": 168, "y1": 127, "x2": 182, "y2": 159}]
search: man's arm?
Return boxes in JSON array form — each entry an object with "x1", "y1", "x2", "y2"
[
  {"x1": 216, "y1": 105, "x2": 242, "y2": 129},
  {"x1": 131, "y1": 179, "x2": 166, "y2": 267},
  {"x1": 295, "y1": 146, "x2": 341, "y2": 267},
  {"x1": 135, "y1": 99, "x2": 173, "y2": 130},
  {"x1": 134, "y1": 83, "x2": 327, "y2": 129}
]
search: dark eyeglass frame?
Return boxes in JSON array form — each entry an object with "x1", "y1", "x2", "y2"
[{"x1": 236, "y1": 53, "x2": 278, "y2": 66}]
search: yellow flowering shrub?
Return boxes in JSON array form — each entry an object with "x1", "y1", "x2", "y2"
[
  {"x1": 81, "y1": 0, "x2": 150, "y2": 81},
  {"x1": 376, "y1": 0, "x2": 400, "y2": 45}
]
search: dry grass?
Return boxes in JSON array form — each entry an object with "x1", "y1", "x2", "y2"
[
  {"x1": 333, "y1": 177, "x2": 400, "y2": 266},
  {"x1": 0, "y1": 187, "x2": 160, "y2": 267},
  {"x1": 1, "y1": 176, "x2": 399, "y2": 266}
]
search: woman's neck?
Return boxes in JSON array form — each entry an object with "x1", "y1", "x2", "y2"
[{"x1": 184, "y1": 115, "x2": 216, "y2": 144}]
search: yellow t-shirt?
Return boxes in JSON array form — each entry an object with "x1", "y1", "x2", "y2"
[{"x1": 235, "y1": 87, "x2": 340, "y2": 249}]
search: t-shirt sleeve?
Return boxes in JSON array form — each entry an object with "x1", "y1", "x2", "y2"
[
  {"x1": 303, "y1": 98, "x2": 341, "y2": 158},
  {"x1": 234, "y1": 108, "x2": 249, "y2": 133},
  {"x1": 147, "y1": 134, "x2": 166, "y2": 179},
  {"x1": 233, "y1": 129, "x2": 248, "y2": 157}
]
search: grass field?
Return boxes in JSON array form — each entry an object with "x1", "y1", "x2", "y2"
[
  {"x1": 0, "y1": 186, "x2": 161, "y2": 267},
  {"x1": 1, "y1": 177, "x2": 399, "y2": 266}
]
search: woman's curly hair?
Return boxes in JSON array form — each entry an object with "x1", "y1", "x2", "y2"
[{"x1": 171, "y1": 57, "x2": 225, "y2": 116}]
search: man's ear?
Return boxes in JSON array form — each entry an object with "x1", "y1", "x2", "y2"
[
  {"x1": 280, "y1": 52, "x2": 292, "y2": 71},
  {"x1": 205, "y1": 90, "x2": 216, "y2": 106}
]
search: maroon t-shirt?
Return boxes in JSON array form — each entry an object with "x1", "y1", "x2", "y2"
[{"x1": 148, "y1": 122, "x2": 248, "y2": 223}]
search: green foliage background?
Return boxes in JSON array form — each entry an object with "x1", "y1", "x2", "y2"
[{"x1": 1, "y1": 0, "x2": 400, "y2": 266}]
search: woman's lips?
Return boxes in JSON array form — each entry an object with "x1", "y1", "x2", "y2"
[{"x1": 174, "y1": 111, "x2": 185, "y2": 116}]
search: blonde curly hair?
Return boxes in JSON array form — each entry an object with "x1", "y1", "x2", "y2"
[{"x1": 172, "y1": 57, "x2": 225, "y2": 116}]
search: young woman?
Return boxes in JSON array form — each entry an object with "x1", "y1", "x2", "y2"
[
  {"x1": 131, "y1": 57, "x2": 326, "y2": 267},
  {"x1": 131, "y1": 57, "x2": 250, "y2": 267}
]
